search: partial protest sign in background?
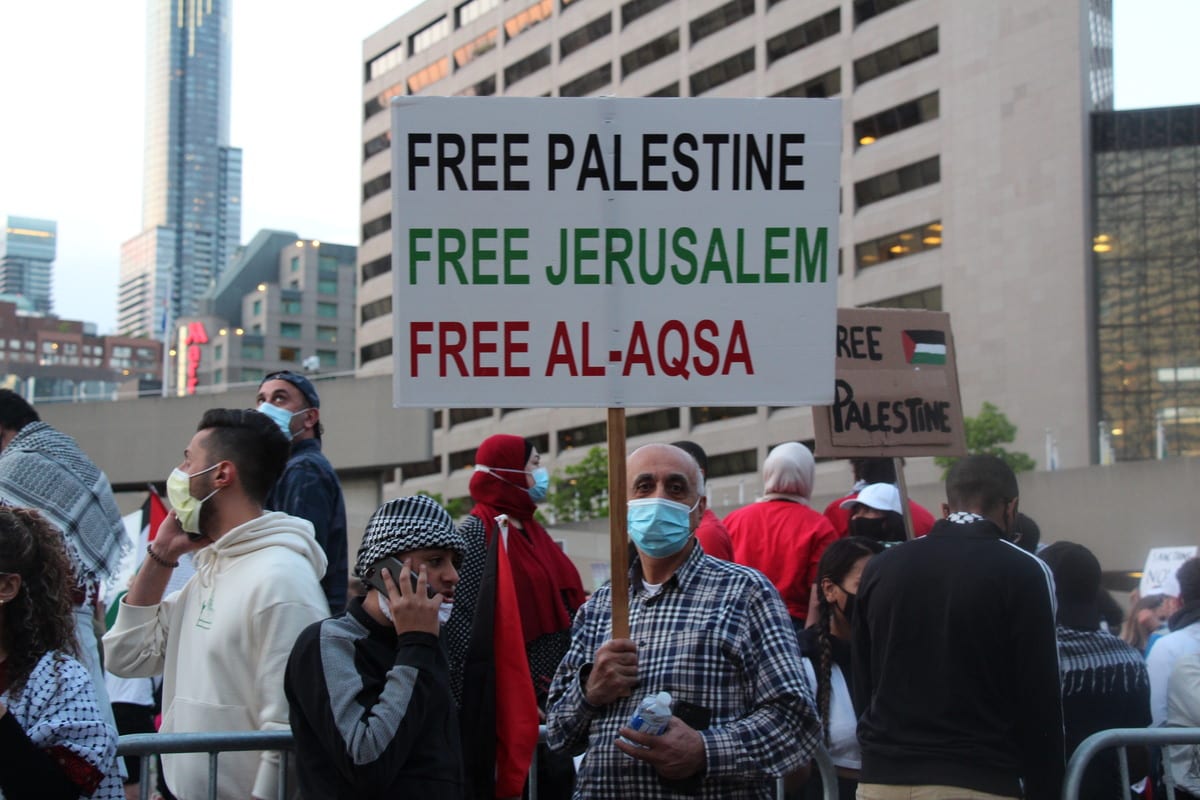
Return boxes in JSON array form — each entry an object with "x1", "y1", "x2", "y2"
[
  {"x1": 1140, "y1": 546, "x2": 1197, "y2": 597},
  {"x1": 389, "y1": 96, "x2": 841, "y2": 408},
  {"x1": 813, "y1": 307, "x2": 968, "y2": 458}
]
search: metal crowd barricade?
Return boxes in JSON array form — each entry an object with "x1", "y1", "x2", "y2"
[
  {"x1": 1062, "y1": 727, "x2": 1200, "y2": 800},
  {"x1": 117, "y1": 730, "x2": 294, "y2": 800},
  {"x1": 120, "y1": 726, "x2": 838, "y2": 800}
]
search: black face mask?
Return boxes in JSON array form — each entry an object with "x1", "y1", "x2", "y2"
[
  {"x1": 836, "y1": 589, "x2": 856, "y2": 624},
  {"x1": 850, "y1": 514, "x2": 906, "y2": 543}
]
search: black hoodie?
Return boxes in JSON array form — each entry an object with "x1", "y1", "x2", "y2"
[{"x1": 851, "y1": 517, "x2": 1064, "y2": 800}]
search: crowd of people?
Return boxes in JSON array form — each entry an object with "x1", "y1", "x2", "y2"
[{"x1": 0, "y1": 385, "x2": 1197, "y2": 799}]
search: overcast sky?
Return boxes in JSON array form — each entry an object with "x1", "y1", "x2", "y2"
[{"x1": 0, "y1": 0, "x2": 1196, "y2": 334}]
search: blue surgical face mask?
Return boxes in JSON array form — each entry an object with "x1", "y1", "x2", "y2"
[
  {"x1": 627, "y1": 496, "x2": 700, "y2": 558},
  {"x1": 256, "y1": 402, "x2": 307, "y2": 440},
  {"x1": 528, "y1": 467, "x2": 550, "y2": 503},
  {"x1": 476, "y1": 464, "x2": 551, "y2": 503}
]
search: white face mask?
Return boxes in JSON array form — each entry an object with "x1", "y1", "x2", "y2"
[{"x1": 376, "y1": 592, "x2": 452, "y2": 626}]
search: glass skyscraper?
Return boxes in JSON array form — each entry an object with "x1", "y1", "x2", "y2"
[
  {"x1": 0, "y1": 216, "x2": 56, "y2": 314},
  {"x1": 119, "y1": 0, "x2": 242, "y2": 338},
  {"x1": 1093, "y1": 104, "x2": 1200, "y2": 460}
]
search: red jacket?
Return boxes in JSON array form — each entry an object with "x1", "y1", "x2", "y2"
[
  {"x1": 723, "y1": 500, "x2": 838, "y2": 621},
  {"x1": 694, "y1": 508, "x2": 734, "y2": 561},
  {"x1": 822, "y1": 491, "x2": 937, "y2": 538}
]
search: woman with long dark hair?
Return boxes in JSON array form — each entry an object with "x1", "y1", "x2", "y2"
[
  {"x1": 798, "y1": 536, "x2": 883, "y2": 800},
  {"x1": 0, "y1": 506, "x2": 122, "y2": 800}
]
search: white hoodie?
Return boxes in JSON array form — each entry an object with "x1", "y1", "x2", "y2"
[{"x1": 104, "y1": 512, "x2": 329, "y2": 800}]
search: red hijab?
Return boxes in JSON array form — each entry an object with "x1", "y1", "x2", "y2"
[{"x1": 469, "y1": 434, "x2": 586, "y2": 644}]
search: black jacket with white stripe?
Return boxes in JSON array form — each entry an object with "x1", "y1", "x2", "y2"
[{"x1": 851, "y1": 517, "x2": 1065, "y2": 800}]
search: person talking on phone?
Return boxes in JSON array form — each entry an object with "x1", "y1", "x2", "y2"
[
  {"x1": 545, "y1": 443, "x2": 822, "y2": 800},
  {"x1": 284, "y1": 494, "x2": 466, "y2": 799},
  {"x1": 103, "y1": 408, "x2": 329, "y2": 800}
]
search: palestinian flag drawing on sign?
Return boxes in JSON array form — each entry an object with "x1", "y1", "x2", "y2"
[{"x1": 902, "y1": 329, "x2": 947, "y2": 365}]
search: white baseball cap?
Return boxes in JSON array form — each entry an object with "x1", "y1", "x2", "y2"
[{"x1": 841, "y1": 483, "x2": 903, "y2": 515}]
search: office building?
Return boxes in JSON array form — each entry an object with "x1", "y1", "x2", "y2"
[
  {"x1": 118, "y1": 0, "x2": 242, "y2": 339},
  {"x1": 359, "y1": 0, "x2": 1115, "y2": 505},
  {"x1": 172, "y1": 230, "x2": 356, "y2": 395},
  {"x1": 1093, "y1": 104, "x2": 1200, "y2": 462},
  {"x1": 1, "y1": 216, "x2": 56, "y2": 315},
  {"x1": 0, "y1": 299, "x2": 162, "y2": 402}
]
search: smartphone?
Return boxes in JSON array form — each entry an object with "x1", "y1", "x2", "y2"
[{"x1": 362, "y1": 556, "x2": 436, "y2": 598}]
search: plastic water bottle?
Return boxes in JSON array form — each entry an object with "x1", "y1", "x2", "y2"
[{"x1": 621, "y1": 691, "x2": 672, "y2": 748}]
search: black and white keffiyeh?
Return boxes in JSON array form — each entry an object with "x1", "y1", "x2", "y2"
[
  {"x1": 1058, "y1": 625, "x2": 1149, "y2": 697},
  {"x1": 1, "y1": 650, "x2": 124, "y2": 799},
  {"x1": 947, "y1": 511, "x2": 985, "y2": 525},
  {"x1": 0, "y1": 422, "x2": 128, "y2": 585},
  {"x1": 354, "y1": 494, "x2": 466, "y2": 577}
]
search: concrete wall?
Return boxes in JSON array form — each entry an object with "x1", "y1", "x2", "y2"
[{"x1": 37, "y1": 375, "x2": 432, "y2": 527}]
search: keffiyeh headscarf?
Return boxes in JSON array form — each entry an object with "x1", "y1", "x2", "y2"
[
  {"x1": 0, "y1": 422, "x2": 128, "y2": 585},
  {"x1": 355, "y1": 494, "x2": 465, "y2": 578}
]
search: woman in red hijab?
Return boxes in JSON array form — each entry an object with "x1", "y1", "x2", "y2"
[
  {"x1": 464, "y1": 435, "x2": 585, "y2": 698},
  {"x1": 449, "y1": 435, "x2": 586, "y2": 799}
]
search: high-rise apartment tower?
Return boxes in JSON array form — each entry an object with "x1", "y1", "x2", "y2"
[{"x1": 118, "y1": 0, "x2": 242, "y2": 340}]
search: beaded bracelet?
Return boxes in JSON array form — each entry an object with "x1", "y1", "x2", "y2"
[{"x1": 146, "y1": 543, "x2": 179, "y2": 569}]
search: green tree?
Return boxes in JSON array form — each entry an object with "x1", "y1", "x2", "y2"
[
  {"x1": 934, "y1": 402, "x2": 1037, "y2": 478},
  {"x1": 546, "y1": 446, "x2": 609, "y2": 523}
]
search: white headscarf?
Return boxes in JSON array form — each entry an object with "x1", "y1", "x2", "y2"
[{"x1": 758, "y1": 441, "x2": 815, "y2": 504}]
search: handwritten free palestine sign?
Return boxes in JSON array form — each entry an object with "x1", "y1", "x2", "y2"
[{"x1": 389, "y1": 96, "x2": 840, "y2": 408}]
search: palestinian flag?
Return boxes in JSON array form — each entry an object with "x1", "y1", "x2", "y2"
[{"x1": 902, "y1": 329, "x2": 947, "y2": 365}]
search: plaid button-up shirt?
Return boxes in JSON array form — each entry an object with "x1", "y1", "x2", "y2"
[{"x1": 546, "y1": 543, "x2": 821, "y2": 799}]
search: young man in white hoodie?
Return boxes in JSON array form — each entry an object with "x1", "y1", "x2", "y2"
[{"x1": 104, "y1": 408, "x2": 330, "y2": 800}]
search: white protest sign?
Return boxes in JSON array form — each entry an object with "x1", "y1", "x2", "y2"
[
  {"x1": 390, "y1": 97, "x2": 840, "y2": 407},
  {"x1": 1140, "y1": 546, "x2": 1197, "y2": 597}
]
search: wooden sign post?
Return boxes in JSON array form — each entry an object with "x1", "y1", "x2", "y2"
[{"x1": 607, "y1": 408, "x2": 630, "y2": 639}]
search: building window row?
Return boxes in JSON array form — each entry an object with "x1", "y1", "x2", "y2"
[
  {"x1": 506, "y1": 0, "x2": 554, "y2": 40},
  {"x1": 560, "y1": 13, "x2": 612, "y2": 60},
  {"x1": 361, "y1": 255, "x2": 391, "y2": 283},
  {"x1": 562, "y1": 62, "x2": 612, "y2": 96},
  {"x1": 860, "y1": 285, "x2": 943, "y2": 311},
  {"x1": 649, "y1": 82, "x2": 679, "y2": 97},
  {"x1": 412, "y1": 16, "x2": 451, "y2": 56},
  {"x1": 364, "y1": 82, "x2": 406, "y2": 122},
  {"x1": 773, "y1": 66, "x2": 841, "y2": 98},
  {"x1": 855, "y1": 220, "x2": 942, "y2": 271},
  {"x1": 457, "y1": 0, "x2": 500, "y2": 27},
  {"x1": 401, "y1": 455, "x2": 442, "y2": 480},
  {"x1": 367, "y1": 43, "x2": 404, "y2": 81},
  {"x1": 766, "y1": 7, "x2": 840, "y2": 66},
  {"x1": 622, "y1": 30, "x2": 679, "y2": 79},
  {"x1": 855, "y1": 91, "x2": 939, "y2": 147},
  {"x1": 690, "y1": 47, "x2": 755, "y2": 96},
  {"x1": 450, "y1": 407, "x2": 494, "y2": 427},
  {"x1": 690, "y1": 0, "x2": 754, "y2": 46},
  {"x1": 692, "y1": 406, "x2": 756, "y2": 426},
  {"x1": 363, "y1": 172, "x2": 391, "y2": 202},
  {"x1": 457, "y1": 75, "x2": 497, "y2": 96},
  {"x1": 364, "y1": 132, "x2": 391, "y2": 162},
  {"x1": 360, "y1": 337, "x2": 393, "y2": 365},
  {"x1": 621, "y1": 0, "x2": 672, "y2": 28},
  {"x1": 409, "y1": 57, "x2": 451, "y2": 93},
  {"x1": 853, "y1": 0, "x2": 915, "y2": 27},
  {"x1": 854, "y1": 26, "x2": 938, "y2": 87},
  {"x1": 707, "y1": 448, "x2": 757, "y2": 479},
  {"x1": 361, "y1": 296, "x2": 393, "y2": 325},
  {"x1": 505, "y1": 45, "x2": 552, "y2": 86},
  {"x1": 854, "y1": 156, "x2": 940, "y2": 210},
  {"x1": 317, "y1": 301, "x2": 338, "y2": 319},
  {"x1": 454, "y1": 28, "x2": 498, "y2": 67},
  {"x1": 363, "y1": 213, "x2": 392, "y2": 242}
]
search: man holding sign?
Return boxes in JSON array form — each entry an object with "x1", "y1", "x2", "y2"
[{"x1": 545, "y1": 443, "x2": 820, "y2": 799}]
